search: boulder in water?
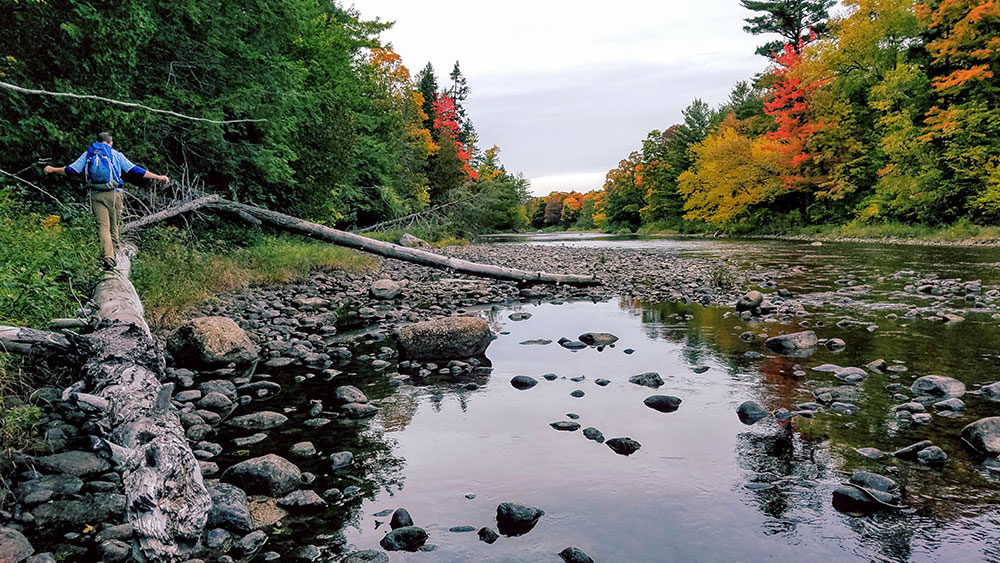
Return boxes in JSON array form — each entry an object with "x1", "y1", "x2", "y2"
[{"x1": 396, "y1": 316, "x2": 493, "y2": 360}]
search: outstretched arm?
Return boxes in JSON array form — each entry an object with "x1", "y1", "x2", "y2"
[
  {"x1": 143, "y1": 170, "x2": 170, "y2": 184},
  {"x1": 43, "y1": 165, "x2": 67, "y2": 175}
]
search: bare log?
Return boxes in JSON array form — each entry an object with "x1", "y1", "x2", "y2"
[
  {"x1": 81, "y1": 244, "x2": 209, "y2": 562},
  {"x1": 123, "y1": 194, "x2": 220, "y2": 233},
  {"x1": 0, "y1": 325, "x2": 72, "y2": 357},
  {"x1": 209, "y1": 199, "x2": 601, "y2": 286}
]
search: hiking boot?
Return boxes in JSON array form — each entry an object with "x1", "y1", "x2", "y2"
[{"x1": 101, "y1": 256, "x2": 117, "y2": 270}]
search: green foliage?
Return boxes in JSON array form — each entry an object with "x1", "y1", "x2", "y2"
[
  {"x1": 132, "y1": 225, "x2": 376, "y2": 327},
  {"x1": 708, "y1": 263, "x2": 738, "y2": 289},
  {"x1": 741, "y1": 0, "x2": 836, "y2": 57},
  {"x1": 0, "y1": 188, "x2": 99, "y2": 328}
]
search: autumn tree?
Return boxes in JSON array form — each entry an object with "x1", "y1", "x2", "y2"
[
  {"x1": 603, "y1": 152, "x2": 646, "y2": 231},
  {"x1": 741, "y1": 0, "x2": 836, "y2": 57}
]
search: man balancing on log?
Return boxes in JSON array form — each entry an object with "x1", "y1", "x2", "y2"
[{"x1": 44, "y1": 131, "x2": 170, "y2": 269}]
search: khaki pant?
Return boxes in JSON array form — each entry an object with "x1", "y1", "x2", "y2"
[{"x1": 90, "y1": 189, "x2": 123, "y2": 260}]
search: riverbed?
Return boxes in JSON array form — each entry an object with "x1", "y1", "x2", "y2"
[{"x1": 215, "y1": 234, "x2": 1000, "y2": 562}]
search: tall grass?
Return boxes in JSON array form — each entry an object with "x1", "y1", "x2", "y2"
[{"x1": 133, "y1": 226, "x2": 377, "y2": 328}]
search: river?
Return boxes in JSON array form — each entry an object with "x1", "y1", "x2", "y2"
[{"x1": 219, "y1": 234, "x2": 1000, "y2": 562}]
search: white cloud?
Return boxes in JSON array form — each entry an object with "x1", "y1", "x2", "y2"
[
  {"x1": 349, "y1": 0, "x2": 775, "y2": 194},
  {"x1": 528, "y1": 171, "x2": 607, "y2": 196}
]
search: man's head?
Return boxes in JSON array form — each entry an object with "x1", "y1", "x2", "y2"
[{"x1": 96, "y1": 132, "x2": 113, "y2": 146}]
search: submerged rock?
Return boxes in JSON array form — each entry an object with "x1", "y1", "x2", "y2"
[
  {"x1": 496, "y1": 502, "x2": 544, "y2": 537},
  {"x1": 764, "y1": 331, "x2": 818, "y2": 356},
  {"x1": 628, "y1": 372, "x2": 664, "y2": 388},
  {"x1": 606, "y1": 437, "x2": 641, "y2": 456},
  {"x1": 961, "y1": 417, "x2": 1000, "y2": 457},
  {"x1": 559, "y1": 547, "x2": 595, "y2": 563},
  {"x1": 644, "y1": 395, "x2": 682, "y2": 413},
  {"x1": 578, "y1": 332, "x2": 618, "y2": 346},
  {"x1": 478, "y1": 527, "x2": 500, "y2": 544},
  {"x1": 583, "y1": 427, "x2": 605, "y2": 443},
  {"x1": 911, "y1": 375, "x2": 966, "y2": 398},
  {"x1": 737, "y1": 400, "x2": 769, "y2": 425},
  {"x1": 222, "y1": 454, "x2": 302, "y2": 497},
  {"x1": 511, "y1": 375, "x2": 539, "y2": 390},
  {"x1": 379, "y1": 526, "x2": 427, "y2": 551},
  {"x1": 226, "y1": 411, "x2": 287, "y2": 430}
]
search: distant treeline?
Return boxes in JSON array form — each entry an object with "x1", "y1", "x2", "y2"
[
  {"x1": 529, "y1": 0, "x2": 1000, "y2": 234},
  {"x1": 0, "y1": 1, "x2": 527, "y2": 234}
]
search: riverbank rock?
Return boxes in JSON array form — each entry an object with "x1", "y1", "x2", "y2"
[
  {"x1": 496, "y1": 502, "x2": 544, "y2": 536},
  {"x1": 390, "y1": 508, "x2": 414, "y2": 529},
  {"x1": 207, "y1": 482, "x2": 252, "y2": 533},
  {"x1": 961, "y1": 417, "x2": 1000, "y2": 457},
  {"x1": 370, "y1": 279, "x2": 403, "y2": 299},
  {"x1": 911, "y1": 375, "x2": 966, "y2": 398},
  {"x1": 397, "y1": 233, "x2": 429, "y2": 247},
  {"x1": 510, "y1": 375, "x2": 538, "y2": 390},
  {"x1": 34, "y1": 451, "x2": 109, "y2": 477},
  {"x1": 167, "y1": 316, "x2": 260, "y2": 367},
  {"x1": 644, "y1": 395, "x2": 682, "y2": 413},
  {"x1": 737, "y1": 401, "x2": 769, "y2": 425},
  {"x1": 764, "y1": 331, "x2": 818, "y2": 356},
  {"x1": 343, "y1": 551, "x2": 389, "y2": 563},
  {"x1": 0, "y1": 527, "x2": 33, "y2": 563},
  {"x1": 736, "y1": 291, "x2": 763, "y2": 312},
  {"x1": 222, "y1": 454, "x2": 302, "y2": 497},
  {"x1": 379, "y1": 526, "x2": 427, "y2": 551},
  {"x1": 396, "y1": 316, "x2": 493, "y2": 359}
]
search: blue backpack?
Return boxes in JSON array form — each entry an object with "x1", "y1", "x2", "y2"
[{"x1": 84, "y1": 142, "x2": 120, "y2": 185}]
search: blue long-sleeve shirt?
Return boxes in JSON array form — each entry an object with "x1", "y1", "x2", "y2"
[{"x1": 65, "y1": 145, "x2": 147, "y2": 188}]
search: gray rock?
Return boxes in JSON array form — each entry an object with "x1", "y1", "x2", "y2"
[
  {"x1": 508, "y1": 312, "x2": 532, "y2": 321},
  {"x1": 329, "y1": 451, "x2": 353, "y2": 472},
  {"x1": 583, "y1": 427, "x2": 605, "y2": 443},
  {"x1": 606, "y1": 437, "x2": 641, "y2": 456},
  {"x1": 961, "y1": 417, "x2": 1000, "y2": 457},
  {"x1": 293, "y1": 545, "x2": 322, "y2": 562},
  {"x1": 893, "y1": 440, "x2": 934, "y2": 460},
  {"x1": 550, "y1": 421, "x2": 581, "y2": 431},
  {"x1": 449, "y1": 525, "x2": 476, "y2": 532},
  {"x1": 237, "y1": 381, "x2": 282, "y2": 400},
  {"x1": 628, "y1": 372, "x2": 664, "y2": 388},
  {"x1": 917, "y1": 446, "x2": 948, "y2": 466},
  {"x1": 570, "y1": 389, "x2": 585, "y2": 398},
  {"x1": 390, "y1": 508, "x2": 413, "y2": 529},
  {"x1": 397, "y1": 233, "x2": 429, "y2": 248},
  {"x1": 234, "y1": 530, "x2": 268, "y2": 557},
  {"x1": 825, "y1": 338, "x2": 847, "y2": 351},
  {"x1": 832, "y1": 485, "x2": 889, "y2": 513},
  {"x1": 559, "y1": 339, "x2": 587, "y2": 350},
  {"x1": 222, "y1": 454, "x2": 302, "y2": 497},
  {"x1": 97, "y1": 540, "x2": 129, "y2": 563},
  {"x1": 289, "y1": 442, "x2": 317, "y2": 458},
  {"x1": 644, "y1": 395, "x2": 682, "y2": 413},
  {"x1": 341, "y1": 403, "x2": 379, "y2": 418},
  {"x1": 199, "y1": 379, "x2": 239, "y2": 402},
  {"x1": 855, "y1": 447, "x2": 884, "y2": 460},
  {"x1": 204, "y1": 528, "x2": 233, "y2": 551},
  {"x1": 206, "y1": 482, "x2": 252, "y2": 533},
  {"x1": 496, "y1": 502, "x2": 544, "y2": 536},
  {"x1": 197, "y1": 392, "x2": 234, "y2": 411},
  {"x1": 277, "y1": 490, "x2": 327, "y2": 511},
  {"x1": 14, "y1": 474, "x2": 83, "y2": 505},
  {"x1": 478, "y1": 527, "x2": 500, "y2": 544},
  {"x1": 34, "y1": 451, "x2": 109, "y2": 477},
  {"x1": 0, "y1": 527, "x2": 33, "y2": 563},
  {"x1": 764, "y1": 331, "x2": 818, "y2": 356},
  {"x1": 334, "y1": 385, "x2": 368, "y2": 404},
  {"x1": 396, "y1": 316, "x2": 493, "y2": 359},
  {"x1": 980, "y1": 381, "x2": 1000, "y2": 401},
  {"x1": 31, "y1": 493, "x2": 125, "y2": 529},
  {"x1": 813, "y1": 385, "x2": 860, "y2": 404},
  {"x1": 167, "y1": 316, "x2": 260, "y2": 368},
  {"x1": 595, "y1": 378, "x2": 610, "y2": 386},
  {"x1": 370, "y1": 279, "x2": 403, "y2": 300},
  {"x1": 511, "y1": 376, "x2": 539, "y2": 390},
  {"x1": 911, "y1": 375, "x2": 966, "y2": 398},
  {"x1": 737, "y1": 401, "x2": 769, "y2": 425},
  {"x1": 578, "y1": 332, "x2": 618, "y2": 346},
  {"x1": 736, "y1": 291, "x2": 763, "y2": 312},
  {"x1": 559, "y1": 547, "x2": 595, "y2": 563},
  {"x1": 233, "y1": 433, "x2": 268, "y2": 446},
  {"x1": 379, "y1": 526, "x2": 427, "y2": 551},
  {"x1": 24, "y1": 554, "x2": 56, "y2": 563},
  {"x1": 175, "y1": 390, "x2": 202, "y2": 402},
  {"x1": 226, "y1": 411, "x2": 287, "y2": 430}
]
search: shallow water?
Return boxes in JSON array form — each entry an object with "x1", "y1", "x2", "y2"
[{"x1": 219, "y1": 235, "x2": 1000, "y2": 562}]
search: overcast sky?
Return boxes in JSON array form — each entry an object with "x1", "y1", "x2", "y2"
[{"x1": 349, "y1": 1, "x2": 775, "y2": 195}]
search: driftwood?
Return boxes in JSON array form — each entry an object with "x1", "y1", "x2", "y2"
[
  {"x1": 2, "y1": 245, "x2": 210, "y2": 562},
  {"x1": 208, "y1": 198, "x2": 601, "y2": 286}
]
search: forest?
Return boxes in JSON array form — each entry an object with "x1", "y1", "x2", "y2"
[
  {"x1": 0, "y1": 0, "x2": 528, "y2": 233},
  {"x1": 528, "y1": 0, "x2": 1000, "y2": 235}
]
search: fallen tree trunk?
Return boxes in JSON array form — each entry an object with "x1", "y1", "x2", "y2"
[
  {"x1": 82, "y1": 245, "x2": 211, "y2": 562},
  {"x1": 3, "y1": 245, "x2": 210, "y2": 562},
  {"x1": 209, "y1": 198, "x2": 601, "y2": 286}
]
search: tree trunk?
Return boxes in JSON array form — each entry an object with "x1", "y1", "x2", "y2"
[{"x1": 209, "y1": 198, "x2": 601, "y2": 286}]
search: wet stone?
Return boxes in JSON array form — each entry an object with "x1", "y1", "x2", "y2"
[
  {"x1": 550, "y1": 421, "x2": 581, "y2": 431},
  {"x1": 628, "y1": 372, "x2": 664, "y2": 388},
  {"x1": 511, "y1": 376, "x2": 539, "y2": 390},
  {"x1": 390, "y1": 508, "x2": 414, "y2": 530},
  {"x1": 595, "y1": 378, "x2": 611, "y2": 386},
  {"x1": 478, "y1": 527, "x2": 500, "y2": 544},
  {"x1": 606, "y1": 437, "x2": 641, "y2": 456},
  {"x1": 496, "y1": 502, "x2": 544, "y2": 537},
  {"x1": 644, "y1": 395, "x2": 682, "y2": 413},
  {"x1": 559, "y1": 547, "x2": 595, "y2": 563},
  {"x1": 226, "y1": 411, "x2": 287, "y2": 430},
  {"x1": 583, "y1": 427, "x2": 605, "y2": 443},
  {"x1": 380, "y1": 526, "x2": 427, "y2": 551},
  {"x1": 570, "y1": 390, "x2": 585, "y2": 398},
  {"x1": 737, "y1": 401, "x2": 769, "y2": 425}
]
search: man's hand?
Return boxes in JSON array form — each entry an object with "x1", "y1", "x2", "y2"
[
  {"x1": 157, "y1": 174, "x2": 171, "y2": 184},
  {"x1": 43, "y1": 165, "x2": 65, "y2": 175}
]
